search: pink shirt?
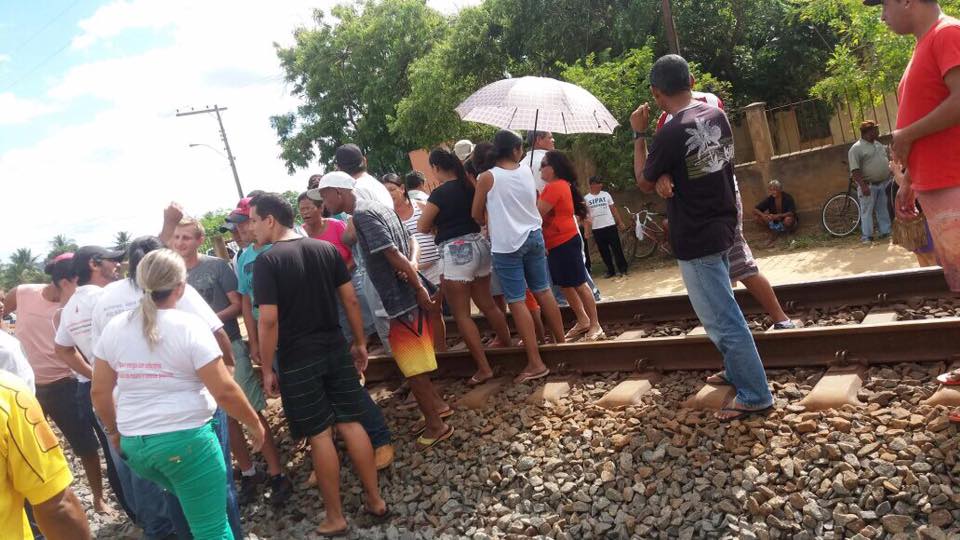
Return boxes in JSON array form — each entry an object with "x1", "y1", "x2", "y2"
[
  {"x1": 310, "y1": 218, "x2": 353, "y2": 265},
  {"x1": 14, "y1": 285, "x2": 72, "y2": 385}
]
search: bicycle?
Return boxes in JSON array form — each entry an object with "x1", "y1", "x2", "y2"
[
  {"x1": 821, "y1": 173, "x2": 861, "y2": 237},
  {"x1": 623, "y1": 204, "x2": 673, "y2": 260}
]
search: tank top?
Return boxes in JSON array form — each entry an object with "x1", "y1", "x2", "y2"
[
  {"x1": 486, "y1": 165, "x2": 543, "y2": 253},
  {"x1": 14, "y1": 285, "x2": 72, "y2": 385},
  {"x1": 403, "y1": 203, "x2": 441, "y2": 264}
]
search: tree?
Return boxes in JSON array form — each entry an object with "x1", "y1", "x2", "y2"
[
  {"x1": 1, "y1": 248, "x2": 45, "y2": 290},
  {"x1": 113, "y1": 231, "x2": 131, "y2": 253},
  {"x1": 48, "y1": 234, "x2": 78, "y2": 259},
  {"x1": 272, "y1": 0, "x2": 447, "y2": 175}
]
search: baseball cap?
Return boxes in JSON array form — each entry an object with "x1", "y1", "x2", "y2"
[
  {"x1": 454, "y1": 139, "x2": 475, "y2": 161},
  {"x1": 334, "y1": 144, "x2": 365, "y2": 174},
  {"x1": 862, "y1": 0, "x2": 880, "y2": 5},
  {"x1": 306, "y1": 171, "x2": 355, "y2": 201},
  {"x1": 218, "y1": 222, "x2": 237, "y2": 234},
  {"x1": 73, "y1": 245, "x2": 124, "y2": 275},
  {"x1": 225, "y1": 197, "x2": 252, "y2": 223}
]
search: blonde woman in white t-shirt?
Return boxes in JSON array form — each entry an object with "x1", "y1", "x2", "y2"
[{"x1": 91, "y1": 249, "x2": 264, "y2": 540}]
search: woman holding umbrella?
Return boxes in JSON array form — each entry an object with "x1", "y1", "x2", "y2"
[{"x1": 471, "y1": 130, "x2": 567, "y2": 384}]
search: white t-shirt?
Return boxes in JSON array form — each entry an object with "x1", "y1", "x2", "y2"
[
  {"x1": 91, "y1": 279, "x2": 222, "y2": 348},
  {"x1": 94, "y1": 309, "x2": 221, "y2": 436},
  {"x1": 584, "y1": 192, "x2": 617, "y2": 230},
  {"x1": 54, "y1": 285, "x2": 105, "y2": 383},
  {"x1": 354, "y1": 172, "x2": 394, "y2": 207},
  {"x1": 0, "y1": 331, "x2": 35, "y2": 393},
  {"x1": 521, "y1": 149, "x2": 549, "y2": 194}
]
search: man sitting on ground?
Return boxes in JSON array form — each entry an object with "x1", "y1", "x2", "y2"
[{"x1": 753, "y1": 180, "x2": 798, "y2": 240}]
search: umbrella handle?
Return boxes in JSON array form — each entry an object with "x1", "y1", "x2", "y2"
[{"x1": 529, "y1": 109, "x2": 539, "y2": 168}]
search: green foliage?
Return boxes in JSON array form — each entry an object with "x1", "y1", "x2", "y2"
[
  {"x1": 48, "y1": 234, "x2": 78, "y2": 259},
  {"x1": 195, "y1": 190, "x2": 301, "y2": 254},
  {"x1": 1, "y1": 248, "x2": 46, "y2": 290},
  {"x1": 272, "y1": 0, "x2": 447, "y2": 174},
  {"x1": 113, "y1": 231, "x2": 131, "y2": 252}
]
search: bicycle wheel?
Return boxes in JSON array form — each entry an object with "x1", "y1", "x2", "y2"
[
  {"x1": 631, "y1": 227, "x2": 658, "y2": 259},
  {"x1": 822, "y1": 193, "x2": 861, "y2": 237}
]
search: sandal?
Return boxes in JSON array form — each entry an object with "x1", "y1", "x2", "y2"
[
  {"x1": 564, "y1": 323, "x2": 590, "y2": 340},
  {"x1": 584, "y1": 328, "x2": 606, "y2": 341},
  {"x1": 467, "y1": 373, "x2": 494, "y2": 386},
  {"x1": 412, "y1": 408, "x2": 454, "y2": 435},
  {"x1": 937, "y1": 371, "x2": 960, "y2": 386},
  {"x1": 514, "y1": 368, "x2": 550, "y2": 384},
  {"x1": 706, "y1": 371, "x2": 732, "y2": 386},
  {"x1": 716, "y1": 404, "x2": 773, "y2": 423},
  {"x1": 417, "y1": 425, "x2": 455, "y2": 449}
]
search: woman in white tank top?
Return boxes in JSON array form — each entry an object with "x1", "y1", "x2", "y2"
[{"x1": 471, "y1": 130, "x2": 569, "y2": 384}]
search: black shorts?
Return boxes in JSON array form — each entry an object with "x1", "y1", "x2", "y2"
[
  {"x1": 276, "y1": 345, "x2": 367, "y2": 439},
  {"x1": 35, "y1": 377, "x2": 100, "y2": 456},
  {"x1": 547, "y1": 234, "x2": 589, "y2": 288}
]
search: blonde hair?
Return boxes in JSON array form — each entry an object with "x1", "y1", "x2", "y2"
[
  {"x1": 177, "y1": 216, "x2": 205, "y2": 239},
  {"x1": 133, "y1": 249, "x2": 186, "y2": 349}
]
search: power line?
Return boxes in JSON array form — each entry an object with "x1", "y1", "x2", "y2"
[
  {"x1": 7, "y1": 0, "x2": 81, "y2": 55},
  {"x1": 0, "y1": 40, "x2": 72, "y2": 93}
]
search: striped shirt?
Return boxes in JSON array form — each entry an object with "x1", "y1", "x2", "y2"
[{"x1": 403, "y1": 203, "x2": 441, "y2": 265}]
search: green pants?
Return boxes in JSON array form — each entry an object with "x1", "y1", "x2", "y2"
[{"x1": 121, "y1": 422, "x2": 231, "y2": 540}]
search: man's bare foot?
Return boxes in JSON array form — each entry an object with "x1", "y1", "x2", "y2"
[
  {"x1": 364, "y1": 493, "x2": 388, "y2": 516},
  {"x1": 93, "y1": 499, "x2": 116, "y2": 515}
]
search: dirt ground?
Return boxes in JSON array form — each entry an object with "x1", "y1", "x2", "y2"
[{"x1": 593, "y1": 237, "x2": 921, "y2": 301}]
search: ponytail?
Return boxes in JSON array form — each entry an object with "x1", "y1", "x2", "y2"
[
  {"x1": 543, "y1": 150, "x2": 588, "y2": 220},
  {"x1": 133, "y1": 249, "x2": 186, "y2": 349},
  {"x1": 429, "y1": 147, "x2": 471, "y2": 191}
]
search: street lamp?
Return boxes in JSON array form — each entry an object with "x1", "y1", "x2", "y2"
[{"x1": 187, "y1": 143, "x2": 244, "y2": 197}]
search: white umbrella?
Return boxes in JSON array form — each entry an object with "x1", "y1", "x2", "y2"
[{"x1": 455, "y1": 76, "x2": 619, "y2": 135}]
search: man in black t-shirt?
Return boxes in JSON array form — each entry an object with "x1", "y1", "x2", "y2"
[
  {"x1": 632, "y1": 54, "x2": 774, "y2": 422},
  {"x1": 248, "y1": 193, "x2": 388, "y2": 536},
  {"x1": 753, "y1": 179, "x2": 798, "y2": 235}
]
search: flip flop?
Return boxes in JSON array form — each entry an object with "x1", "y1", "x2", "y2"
[
  {"x1": 949, "y1": 411, "x2": 960, "y2": 424},
  {"x1": 417, "y1": 425, "x2": 455, "y2": 449},
  {"x1": 514, "y1": 368, "x2": 550, "y2": 384},
  {"x1": 317, "y1": 526, "x2": 350, "y2": 538},
  {"x1": 363, "y1": 504, "x2": 392, "y2": 523},
  {"x1": 564, "y1": 324, "x2": 590, "y2": 340},
  {"x1": 706, "y1": 371, "x2": 732, "y2": 386},
  {"x1": 467, "y1": 373, "x2": 494, "y2": 386},
  {"x1": 412, "y1": 408, "x2": 454, "y2": 435},
  {"x1": 716, "y1": 405, "x2": 773, "y2": 423},
  {"x1": 937, "y1": 372, "x2": 960, "y2": 386}
]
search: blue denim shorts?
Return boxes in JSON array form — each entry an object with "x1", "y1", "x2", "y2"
[{"x1": 491, "y1": 229, "x2": 551, "y2": 304}]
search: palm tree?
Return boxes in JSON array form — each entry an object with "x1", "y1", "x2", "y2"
[
  {"x1": 48, "y1": 234, "x2": 78, "y2": 258},
  {"x1": 113, "y1": 231, "x2": 131, "y2": 252},
  {"x1": 2, "y1": 248, "x2": 44, "y2": 289}
]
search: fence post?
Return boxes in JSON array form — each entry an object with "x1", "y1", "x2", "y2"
[{"x1": 744, "y1": 102, "x2": 774, "y2": 164}]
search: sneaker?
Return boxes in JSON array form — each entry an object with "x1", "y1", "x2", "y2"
[
  {"x1": 268, "y1": 474, "x2": 294, "y2": 507},
  {"x1": 238, "y1": 469, "x2": 268, "y2": 506},
  {"x1": 773, "y1": 320, "x2": 797, "y2": 330}
]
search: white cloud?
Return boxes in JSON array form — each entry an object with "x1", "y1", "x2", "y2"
[
  {"x1": 0, "y1": 0, "x2": 482, "y2": 261},
  {"x1": 0, "y1": 54, "x2": 10, "y2": 64},
  {"x1": 0, "y1": 92, "x2": 57, "y2": 124}
]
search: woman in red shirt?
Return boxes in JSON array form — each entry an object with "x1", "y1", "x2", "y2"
[{"x1": 538, "y1": 151, "x2": 604, "y2": 341}]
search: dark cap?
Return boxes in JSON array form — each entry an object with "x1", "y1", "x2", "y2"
[
  {"x1": 73, "y1": 245, "x2": 123, "y2": 275},
  {"x1": 862, "y1": 0, "x2": 881, "y2": 5},
  {"x1": 218, "y1": 221, "x2": 237, "y2": 234},
  {"x1": 334, "y1": 144, "x2": 365, "y2": 174}
]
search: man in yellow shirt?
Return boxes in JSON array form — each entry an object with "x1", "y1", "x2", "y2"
[{"x1": 0, "y1": 370, "x2": 90, "y2": 539}]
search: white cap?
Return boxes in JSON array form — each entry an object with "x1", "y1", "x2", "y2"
[
  {"x1": 306, "y1": 171, "x2": 355, "y2": 201},
  {"x1": 454, "y1": 139, "x2": 475, "y2": 161}
]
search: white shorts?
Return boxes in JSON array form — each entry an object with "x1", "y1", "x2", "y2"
[{"x1": 439, "y1": 233, "x2": 492, "y2": 283}]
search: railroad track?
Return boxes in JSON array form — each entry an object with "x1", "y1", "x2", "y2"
[{"x1": 365, "y1": 268, "x2": 960, "y2": 385}]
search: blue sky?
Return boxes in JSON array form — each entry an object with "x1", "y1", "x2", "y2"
[{"x1": 0, "y1": 0, "x2": 478, "y2": 264}]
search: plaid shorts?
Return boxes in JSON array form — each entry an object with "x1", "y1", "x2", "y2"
[
  {"x1": 729, "y1": 190, "x2": 759, "y2": 283},
  {"x1": 276, "y1": 344, "x2": 367, "y2": 439}
]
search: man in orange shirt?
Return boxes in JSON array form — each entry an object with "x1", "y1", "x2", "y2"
[{"x1": 867, "y1": 0, "x2": 960, "y2": 407}]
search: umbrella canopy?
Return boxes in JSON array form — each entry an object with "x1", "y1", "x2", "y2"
[{"x1": 455, "y1": 76, "x2": 619, "y2": 135}]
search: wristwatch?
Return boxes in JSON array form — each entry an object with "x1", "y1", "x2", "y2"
[{"x1": 633, "y1": 130, "x2": 650, "y2": 140}]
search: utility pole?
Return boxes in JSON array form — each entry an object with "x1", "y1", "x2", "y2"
[
  {"x1": 661, "y1": 0, "x2": 681, "y2": 55},
  {"x1": 176, "y1": 105, "x2": 244, "y2": 198}
]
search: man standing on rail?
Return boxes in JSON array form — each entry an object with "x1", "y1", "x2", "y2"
[
  {"x1": 654, "y1": 78, "x2": 797, "y2": 332},
  {"x1": 863, "y1": 0, "x2": 960, "y2": 401},
  {"x1": 632, "y1": 54, "x2": 774, "y2": 422}
]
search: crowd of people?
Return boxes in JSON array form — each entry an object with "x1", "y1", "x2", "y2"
[{"x1": 2, "y1": 0, "x2": 959, "y2": 535}]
